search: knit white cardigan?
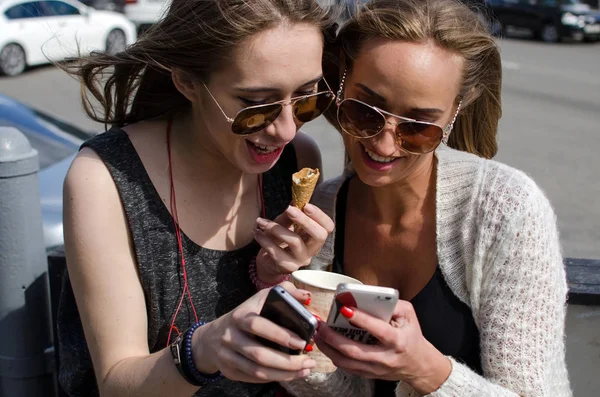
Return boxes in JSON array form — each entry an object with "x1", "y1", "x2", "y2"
[{"x1": 283, "y1": 145, "x2": 572, "y2": 397}]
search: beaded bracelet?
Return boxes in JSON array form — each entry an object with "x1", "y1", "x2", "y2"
[
  {"x1": 248, "y1": 256, "x2": 291, "y2": 290},
  {"x1": 172, "y1": 322, "x2": 223, "y2": 386}
]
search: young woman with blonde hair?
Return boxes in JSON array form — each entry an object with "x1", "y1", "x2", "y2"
[{"x1": 276, "y1": 1, "x2": 572, "y2": 396}]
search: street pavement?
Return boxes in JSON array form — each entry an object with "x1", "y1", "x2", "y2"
[{"x1": 1, "y1": 36, "x2": 599, "y2": 395}]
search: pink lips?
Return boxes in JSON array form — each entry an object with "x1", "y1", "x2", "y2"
[
  {"x1": 246, "y1": 141, "x2": 284, "y2": 164},
  {"x1": 360, "y1": 145, "x2": 399, "y2": 171}
]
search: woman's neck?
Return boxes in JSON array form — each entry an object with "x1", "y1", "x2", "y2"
[
  {"x1": 353, "y1": 158, "x2": 437, "y2": 228},
  {"x1": 169, "y1": 112, "x2": 253, "y2": 192}
]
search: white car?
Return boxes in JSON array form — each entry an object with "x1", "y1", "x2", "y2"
[
  {"x1": 124, "y1": 0, "x2": 169, "y2": 32},
  {"x1": 0, "y1": 0, "x2": 137, "y2": 76}
]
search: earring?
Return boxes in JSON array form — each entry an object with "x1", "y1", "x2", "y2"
[
  {"x1": 442, "y1": 101, "x2": 462, "y2": 144},
  {"x1": 336, "y1": 69, "x2": 347, "y2": 105}
]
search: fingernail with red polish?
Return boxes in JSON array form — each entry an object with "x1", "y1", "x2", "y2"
[
  {"x1": 304, "y1": 344, "x2": 314, "y2": 352},
  {"x1": 304, "y1": 297, "x2": 311, "y2": 306},
  {"x1": 341, "y1": 306, "x2": 354, "y2": 319}
]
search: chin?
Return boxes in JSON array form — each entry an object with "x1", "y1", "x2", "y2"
[
  {"x1": 237, "y1": 153, "x2": 278, "y2": 175},
  {"x1": 353, "y1": 167, "x2": 398, "y2": 188}
]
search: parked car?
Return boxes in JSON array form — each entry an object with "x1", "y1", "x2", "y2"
[
  {"x1": 0, "y1": 93, "x2": 93, "y2": 250},
  {"x1": 0, "y1": 0, "x2": 137, "y2": 76},
  {"x1": 487, "y1": 0, "x2": 600, "y2": 42},
  {"x1": 123, "y1": 0, "x2": 170, "y2": 33}
]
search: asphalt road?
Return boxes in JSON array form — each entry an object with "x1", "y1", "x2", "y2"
[{"x1": 1, "y1": 36, "x2": 599, "y2": 396}]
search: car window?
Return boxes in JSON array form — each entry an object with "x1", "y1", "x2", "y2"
[
  {"x1": 4, "y1": 1, "x2": 45, "y2": 19},
  {"x1": 42, "y1": 0, "x2": 80, "y2": 16}
]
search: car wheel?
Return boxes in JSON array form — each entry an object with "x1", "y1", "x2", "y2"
[
  {"x1": 0, "y1": 43, "x2": 26, "y2": 76},
  {"x1": 540, "y1": 24, "x2": 560, "y2": 43},
  {"x1": 106, "y1": 29, "x2": 127, "y2": 55}
]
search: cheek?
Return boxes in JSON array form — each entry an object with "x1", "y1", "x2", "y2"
[{"x1": 342, "y1": 135, "x2": 359, "y2": 154}]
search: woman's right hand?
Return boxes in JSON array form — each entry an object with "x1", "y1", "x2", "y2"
[
  {"x1": 192, "y1": 282, "x2": 316, "y2": 383},
  {"x1": 254, "y1": 204, "x2": 335, "y2": 284}
]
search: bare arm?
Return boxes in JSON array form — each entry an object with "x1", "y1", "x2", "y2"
[{"x1": 63, "y1": 148, "x2": 203, "y2": 397}]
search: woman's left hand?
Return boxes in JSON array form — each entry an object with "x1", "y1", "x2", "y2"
[
  {"x1": 314, "y1": 301, "x2": 452, "y2": 395},
  {"x1": 253, "y1": 204, "x2": 334, "y2": 284}
]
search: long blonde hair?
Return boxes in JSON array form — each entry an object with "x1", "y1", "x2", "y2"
[{"x1": 324, "y1": 0, "x2": 501, "y2": 159}]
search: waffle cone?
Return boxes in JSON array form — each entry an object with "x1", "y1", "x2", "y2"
[{"x1": 291, "y1": 168, "x2": 320, "y2": 210}]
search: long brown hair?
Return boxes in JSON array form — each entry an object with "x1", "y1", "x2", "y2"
[
  {"x1": 66, "y1": 0, "x2": 334, "y2": 128},
  {"x1": 324, "y1": 0, "x2": 501, "y2": 159}
]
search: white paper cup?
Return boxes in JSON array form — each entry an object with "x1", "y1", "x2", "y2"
[{"x1": 291, "y1": 270, "x2": 362, "y2": 373}]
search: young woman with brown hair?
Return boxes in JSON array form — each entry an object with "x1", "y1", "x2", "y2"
[{"x1": 58, "y1": 1, "x2": 340, "y2": 396}]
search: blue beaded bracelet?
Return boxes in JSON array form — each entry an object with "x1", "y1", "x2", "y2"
[
  {"x1": 184, "y1": 322, "x2": 223, "y2": 383},
  {"x1": 181, "y1": 322, "x2": 223, "y2": 385}
]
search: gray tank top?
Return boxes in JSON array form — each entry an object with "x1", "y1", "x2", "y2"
[{"x1": 57, "y1": 128, "x2": 298, "y2": 397}]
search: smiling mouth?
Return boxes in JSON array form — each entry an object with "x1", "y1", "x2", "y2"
[
  {"x1": 248, "y1": 141, "x2": 279, "y2": 154},
  {"x1": 364, "y1": 146, "x2": 399, "y2": 163}
]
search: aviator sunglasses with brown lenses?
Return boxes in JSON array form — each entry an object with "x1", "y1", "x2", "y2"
[
  {"x1": 336, "y1": 69, "x2": 462, "y2": 155},
  {"x1": 203, "y1": 79, "x2": 335, "y2": 135}
]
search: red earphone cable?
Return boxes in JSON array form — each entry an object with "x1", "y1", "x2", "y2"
[{"x1": 165, "y1": 119, "x2": 266, "y2": 346}]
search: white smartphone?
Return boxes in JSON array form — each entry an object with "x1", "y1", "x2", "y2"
[{"x1": 326, "y1": 283, "x2": 399, "y2": 344}]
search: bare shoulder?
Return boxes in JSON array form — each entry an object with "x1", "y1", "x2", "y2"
[
  {"x1": 63, "y1": 147, "x2": 150, "y2": 382},
  {"x1": 293, "y1": 131, "x2": 323, "y2": 182}
]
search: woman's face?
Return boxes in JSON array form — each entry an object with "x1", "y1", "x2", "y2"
[
  {"x1": 194, "y1": 23, "x2": 325, "y2": 174},
  {"x1": 342, "y1": 38, "x2": 464, "y2": 187}
]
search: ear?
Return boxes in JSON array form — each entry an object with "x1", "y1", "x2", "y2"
[{"x1": 172, "y1": 68, "x2": 200, "y2": 103}]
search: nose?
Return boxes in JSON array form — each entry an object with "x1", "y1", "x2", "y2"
[
  {"x1": 368, "y1": 117, "x2": 401, "y2": 156},
  {"x1": 264, "y1": 103, "x2": 297, "y2": 143}
]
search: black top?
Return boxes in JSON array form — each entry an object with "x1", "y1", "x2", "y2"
[
  {"x1": 57, "y1": 128, "x2": 298, "y2": 397},
  {"x1": 333, "y1": 179, "x2": 483, "y2": 395}
]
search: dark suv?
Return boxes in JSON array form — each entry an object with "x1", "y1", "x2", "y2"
[{"x1": 488, "y1": 0, "x2": 600, "y2": 42}]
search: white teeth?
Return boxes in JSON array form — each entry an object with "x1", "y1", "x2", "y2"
[
  {"x1": 251, "y1": 142, "x2": 278, "y2": 153},
  {"x1": 365, "y1": 147, "x2": 396, "y2": 163}
]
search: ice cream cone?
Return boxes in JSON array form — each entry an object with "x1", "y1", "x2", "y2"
[{"x1": 291, "y1": 168, "x2": 320, "y2": 210}]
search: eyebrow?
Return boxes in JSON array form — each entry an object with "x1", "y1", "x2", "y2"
[
  {"x1": 356, "y1": 83, "x2": 444, "y2": 115},
  {"x1": 235, "y1": 76, "x2": 323, "y2": 93}
]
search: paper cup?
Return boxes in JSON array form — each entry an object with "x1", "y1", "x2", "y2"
[{"x1": 291, "y1": 270, "x2": 362, "y2": 373}]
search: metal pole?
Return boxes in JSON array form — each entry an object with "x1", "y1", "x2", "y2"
[{"x1": 0, "y1": 126, "x2": 54, "y2": 396}]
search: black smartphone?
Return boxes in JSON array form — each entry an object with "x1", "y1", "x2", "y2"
[{"x1": 258, "y1": 285, "x2": 318, "y2": 355}]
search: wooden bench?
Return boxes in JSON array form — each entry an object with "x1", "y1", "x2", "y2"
[{"x1": 565, "y1": 257, "x2": 600, "y2": 305}]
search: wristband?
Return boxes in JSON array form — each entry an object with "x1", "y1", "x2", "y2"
[
  {"x1": 170, "y1": 322, "x2": 223, "y2": 386},
  {"x1": 248, "y1": 256, "x2": 291, "y2": 290}
]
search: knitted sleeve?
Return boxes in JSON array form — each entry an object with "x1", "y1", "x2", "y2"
[{"x1": 397, "y1": 170, "x2": 572, "y2": 397}]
